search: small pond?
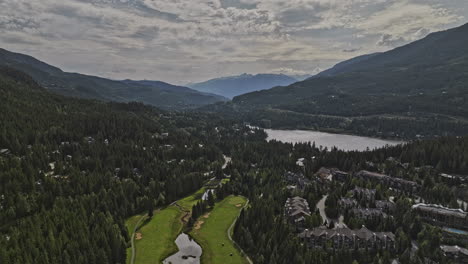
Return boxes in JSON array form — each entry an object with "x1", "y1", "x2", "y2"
[{"x1": 163, "y1": 233, "x2": 202, "y2": 264}]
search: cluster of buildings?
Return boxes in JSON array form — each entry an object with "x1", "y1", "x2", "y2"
[
  {"x1": 299, "y1": 226, "x2": 395, "y2": 251},
  {"x1": 321, "y1": 167, "x2": 419, "y2": 194},
  {"x1": 412, "y1": 203, "x2": 468, "y2": 231},
  {"x1": 315, "y1": 167, "x2": 349, "y2": 182},
  {"x1": 284, "y1": 171, "x2": 311, "y2": 190},
  {"x1": 338, "y1": 187, "x2": 395, "y2": 221},
  {"x1": 354, "y1": 171, "x2": 420, "y2": 193},
  {"x1": 284, "y1": 196, "x2": 311, "y2": 231}
]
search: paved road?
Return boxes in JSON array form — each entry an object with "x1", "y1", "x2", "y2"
[{"x1": 227, "y1": 199, "x2": 253, "y2": 264}]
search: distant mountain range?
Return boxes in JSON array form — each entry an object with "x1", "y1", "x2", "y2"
[
  {"x1": 208, "y1": 23, "x2": 468, "y2": 139},
  {"x1": 0, "y1": 48, "x2": 225, "y2": 109},
  {"x1": 188, "y1": 73, "x2": 308, "y2": 99}
]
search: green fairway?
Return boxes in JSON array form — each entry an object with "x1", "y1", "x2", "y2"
[
  {"x1": 177, "y1": 187, "x2": 206, "y2": 210},
  {"x1": 125, "y1": 187, "x2": 207, "y2": 264},
  {"x1": 126, "y1": 206, "x2": 184, "y2": 264},
  {"x1": 190, "y1": 195, "x2": 248, "y2": 264},
  {"x1": 125, "y1": 213, "x2": 147, "y2": 263}
]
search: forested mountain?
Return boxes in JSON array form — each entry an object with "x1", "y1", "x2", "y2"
[
  {"x1": 313, "y1": 53, "x2": 381, "y2": 78},
  {"x1": 225, "y1": 23, "x2": 468, "y2": 139},
  {"x1": 2, "y1": 66, "x2": 468, "y2": 264},
  {"x1": 0, "y1": 66, "x2": 258, "y2": 263},
  {"x1": 188, "y1": 73, "x2": 299, "y2": 98},
  {"x1": 0, "y1": 48, "x2": 224, "y2": 109}
]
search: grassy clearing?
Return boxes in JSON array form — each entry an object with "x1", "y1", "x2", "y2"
[
  {"x1": 190, "y1": 195, "x2": 248, "y2": 264},
  {"x1": 125, "y1": 187, "x2": 207, "y2": 264},
  {"x1": 177, "y1": 187, "x2": 206, "y2": 210},
  {"x1": 125, "y1": 213, "x2": 147, "y2": 263},
  {"x1": 126, "y1": 206, "x2": 184, "y2": 264}
]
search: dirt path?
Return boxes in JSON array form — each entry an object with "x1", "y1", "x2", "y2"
[
  {"x1": 129, "y1": 214, "x2": 148, "y2": 264},
  {"x1": 227, "y1": 199, "x2": 253, "y2": 264}
]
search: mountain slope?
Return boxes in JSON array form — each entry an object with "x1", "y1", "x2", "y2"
[
  {"x1": 235, "y1": 23, "x2": 468, "y2": 111},
  {"x1": 313, "y1": 53, "x2": 381, "y2": 78},
  {"x1": 121, "y1": 79, "x2": 226, "y2": 100},
  {"x1": 188, "y1": 73, "x2": 299, "y2": 98},
  {"x1": 224, "y1": 23, "x2": 468, "y2": 138},
  {"x1": 0, "y1": 48, "x2": 224, "y2": 109}
]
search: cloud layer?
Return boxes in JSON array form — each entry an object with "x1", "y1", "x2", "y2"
[{"x1": 0, "y1": 0, "x2": 466, "y2": 83}]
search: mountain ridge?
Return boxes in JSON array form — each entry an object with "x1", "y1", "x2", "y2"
[
  {"x1": 215, "y1": 22, "x2": 468, "y2": 139},
  {"x1": 0, "y1": 48, "x2": 224, "y2": 109},
  {"x1": 188, "y1": 73, "x2": 302, "y2": 98}
]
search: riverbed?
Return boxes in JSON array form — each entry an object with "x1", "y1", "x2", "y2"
[{"x1": 265, "y1": 129, "x2": 403, "y2": 151}]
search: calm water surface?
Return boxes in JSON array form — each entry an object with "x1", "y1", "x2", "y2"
[
  {"x1": 163, "y1": 233, "x2": 202, "y2": 264},
  {"x1": 265, "y1": 129, "x2": 403, "y2": 151}
]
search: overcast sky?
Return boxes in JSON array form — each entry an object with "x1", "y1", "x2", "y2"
[{"x1": 1, "y1": 0, "x2": 467, "y2": 84}]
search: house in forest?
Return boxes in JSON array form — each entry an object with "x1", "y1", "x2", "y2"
[
  {"x1": 376, "y1": 200, "x2": 396, "y2": 213},
  {"x1": 351, "y1": 208, "x2": 388, "y2": 220},
  {"x1": 440, "y1": 245, "x2": 468, "y2": 263},
  {"x1": 285, "y1": 196, "x2": 311, "y2": 230},
  {"x1": 412, "y1": 203, "x2": 468, "y2": 231},
  {"x1": 352, "y1": 187, "x2": 376, "y2": 201},
  {"x1": 331, "y1": 169, "x2": 349, "y2": 182},
  {"x1": 0, "y1": 149, "x2": 10, "y2": 156},
  {"x1": 355, "y1": 170, "x2": 420, "y2": 193},
  {"x1": 339, "y1": 198, "x2": 358, "y2": 209},
  {"x1": 299, "y1": 226, "x2": 395, "y2": 251},
  {"x1": 284, "y1": 171, "x2": 311, "y2": 190}
]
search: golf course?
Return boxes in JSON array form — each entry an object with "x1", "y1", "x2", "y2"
[
  {"x1": 190, "y1": 195, "x2": 249, "y2": 264},
  {"x1": 125, "y1": 185, "x2": 249, "y2": 264}
]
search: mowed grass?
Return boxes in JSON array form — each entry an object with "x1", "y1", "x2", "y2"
[
  {"x1": 177, "y1": 187, "x2": 206, "y2": 210},
  {"x1": 125, "y1": 187, "x2": 207, "y2": 264},
  {"x1": 190, "y1": 195, "x2": 248, "y2": 264},
  {"x1": 129, "y1": 206, "x2": 184, "y2": 264},
  {"x1": 125, "y1": 213, "x2": 147, "y2": 263}
]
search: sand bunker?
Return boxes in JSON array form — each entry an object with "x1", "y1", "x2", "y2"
[
  {"x1": 135, "y1": 233, "x2": 143, "y2": 240},
  {"x1": 194, "y1": 221, "x2": 204, "y2": 230}
]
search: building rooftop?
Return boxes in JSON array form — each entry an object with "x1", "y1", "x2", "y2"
[
  {"x1": 441, "y1": 245, "x2": 468, "y2": 256},
  {"x1": 299, "y1": 226, "x2": 395, "y2": 241},
  {"x1": 412, "y1": 203, "x2": 467, "y2": 218}
]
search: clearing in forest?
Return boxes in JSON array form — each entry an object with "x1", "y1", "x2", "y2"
[
  {"x1": 125, "y1": 187, "x2": 206, "y2": 264},
  {"x1": 190, "y1": 195, "x2": 248, "y2": 264}
]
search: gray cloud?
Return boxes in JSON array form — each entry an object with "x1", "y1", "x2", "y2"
[{"x1": 0, "y1": 0, "x2": 466, "y2": 84}]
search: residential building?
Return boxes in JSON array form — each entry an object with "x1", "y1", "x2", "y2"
[
  {"x1": 284, "y1": 171, "x2": 311, "y2": 190},
  {"x1": 353, "y1": 187, "x2": 376, "y2": 201},
  {"x1": 355, "y1": 170, "x2": 420, "y2": 193},
  {"x1": 376, "y1": 200, "x2": 396, "y2": 213},
  {"x1": 285, "y1": 196, "x2": 311, "y2": 230},
  {"x1": 339, "y1": 198, "x2": 358, "y2": 210},
  {"x1": 412, "y1": 203, "x2": 468, "y2": 231},
  {"x1": 299, "y1": 226, "x2": 395, "y2": 251},
  {"x1": 440, "y1": 245, "x2": 468, "y2": 263},
  {"x1": 351, "y1": 208, "x2": 388, "y2": 220},
  {"x1": 332, "y1": 169, "x2": 349, "y2": 182}
]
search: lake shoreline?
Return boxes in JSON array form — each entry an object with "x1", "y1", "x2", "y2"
[
  {"x1": 257, "y1": 126, "x2": 406, "y2": 142},
  {"x1": 263, "y1": 128, "x2": 404, "y2": 152}
]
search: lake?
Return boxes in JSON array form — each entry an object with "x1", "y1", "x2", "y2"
[{"x1": 265, "y1": 129, "x2": 403, "y2": 151}]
